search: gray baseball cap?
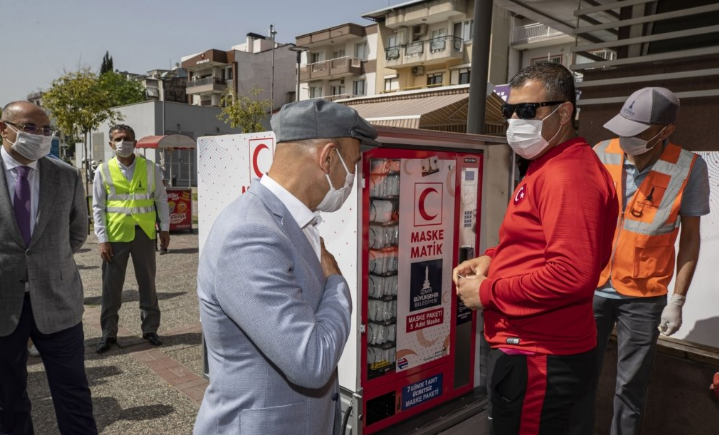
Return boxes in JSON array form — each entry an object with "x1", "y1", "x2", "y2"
[
  {"x1": 271, "y1": 99, "x2": 380, "y2": 150},
  {"x1": 604, "y1": 87, "x2": 680, "y2": 137}
]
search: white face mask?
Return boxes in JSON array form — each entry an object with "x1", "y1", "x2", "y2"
[
  {"x1": 505, "y1": 105, "x2": 563, "y2": 160},
  {"x1": 7, "y1": 127, "x2": 53, "y2": 161},
  {"x1": 114, "y1": 140, "x2": 135, "y2": 158},
  {"x1": 316, "y1": 149, "x2": 355, "y2": 213},
  {"x1": 619, "y1": 127, "x2": 666, "y2": 156}
]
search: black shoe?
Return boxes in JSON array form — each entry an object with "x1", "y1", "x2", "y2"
[
  {"x1": 143, "y1": 332, "x2": 163, "y2": 346},
  {"x1": 96, "y1": 337, "x2": 117, "y2": 354}
]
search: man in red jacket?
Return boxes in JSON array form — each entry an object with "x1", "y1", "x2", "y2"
[{"x1": 453, "y1": 62, "x2": 618, "y2": 434}]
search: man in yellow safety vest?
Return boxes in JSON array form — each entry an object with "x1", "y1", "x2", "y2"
[{"x1": 92, "y1": 124, "x2": 170, "y2": 353}]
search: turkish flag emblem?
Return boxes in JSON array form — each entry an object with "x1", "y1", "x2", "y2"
[{"x1": 514, "y1": 185, "x2": 527, "y2": 205}]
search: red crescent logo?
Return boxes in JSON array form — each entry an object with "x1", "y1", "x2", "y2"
[
  {"x1": 252, "y1": 144, "x2": 269, "y2": 177},
  {"x1": 418, "y1": 188, "x2": 439, "y2": 221}
]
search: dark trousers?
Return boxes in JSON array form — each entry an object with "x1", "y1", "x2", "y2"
[
  {"x1": 568, "y1": 295, "x2": 666, "y2": 435},
  {"x1": 488, "y1": 347, "x2": 596, "y2": 435},
  {"x1": 0, "y1": 294, "x2": 97, "y2": 435},
  {"x1": 100, "y1": 227, "x2": 161, "y2": 338}
]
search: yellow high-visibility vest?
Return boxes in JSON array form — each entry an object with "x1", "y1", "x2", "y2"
[{"x1": 100, "y1": 156, "x2": 156, "y2": 242}]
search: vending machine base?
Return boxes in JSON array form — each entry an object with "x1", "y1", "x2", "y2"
[{"x1": 341, "y1": 388, "x2": 488, "y2": 435}]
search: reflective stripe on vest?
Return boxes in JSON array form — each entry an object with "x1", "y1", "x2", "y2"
[
  {"x1": 594, "y1": 139, "x2": 696, "y2": 296},
  {"x1": 101, "y1": 157, "x2": 157, "y2": 242}
]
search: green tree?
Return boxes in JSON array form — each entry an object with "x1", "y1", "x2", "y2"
[
  {"x1": 217, "y1": 86, "x2": 271, "y2": 133},
  {"x1": 42, "y1": 67, "x2": 123, "y2": 194},
  {"x1": 98, "y1": 71, "x2": 146, "y2": 107},
  {"x1": 100, "y1": 51, "x2": 114, "y2": 75}
]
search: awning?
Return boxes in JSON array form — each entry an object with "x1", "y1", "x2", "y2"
[
  {"x1": 341, "y1": 88, "x2": 506, "y2": 135},
  {"x1": 136, "y1": 134, "x2": 197, "y2": 150}
]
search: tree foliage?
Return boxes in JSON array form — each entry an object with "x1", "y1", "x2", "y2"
[
  {"x1": 100, "y1": 51, "x2": 114, "y2": 75},
  {"x1": 42, "y1": 67, "x2": 121, "y2": 138},
  {"x1": 98, "y1": 71, "x2": 146, "y2": 107},
  {"x1": 217, "y1": 86, "x2": 271, "y2": 133}
]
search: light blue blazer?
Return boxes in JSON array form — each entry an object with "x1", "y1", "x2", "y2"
[{"x1": 193, "y1": 180, "x2": 352, "y2": 435}]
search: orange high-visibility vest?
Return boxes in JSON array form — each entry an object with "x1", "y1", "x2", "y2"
[{"x1": 594, "y1": 139, "x2": 697, "y2": 297}]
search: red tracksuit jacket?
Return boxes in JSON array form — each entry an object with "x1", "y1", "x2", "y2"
[{"x1": 479, "y1": 137, "x2": 618, "y2": 355}]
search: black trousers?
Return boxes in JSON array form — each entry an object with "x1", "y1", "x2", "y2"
[
  {"x1": 488, "y1": 347, "x2": 596, "y2": 435},
  {"x1": 0, "y1": 294, "x2": 97, "y2": 435}
]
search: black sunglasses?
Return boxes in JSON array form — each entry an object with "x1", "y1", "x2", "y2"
[{"x1": 502, "y1": 101, "x2": 566, "y2": 120}]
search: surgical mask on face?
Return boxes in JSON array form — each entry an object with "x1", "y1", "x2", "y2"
[
  {"x1": 316, "y1": 149, "x2": 355, "y2": 213},
  {"x1": 619, "y1": 127, "x2": 666, "y2": 156},
  {"x1": 114, "y1": 140, "x2": 135, "y2": 158},
  {"x1": 505, "y1": 105, "x2": 563, "y2": 160},
  {"x1": 7, "y1": 127, "x2": 52, "y2": 161}
]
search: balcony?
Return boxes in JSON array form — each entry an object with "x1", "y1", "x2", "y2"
[
  {"x1": 382, "y1": 0, "x2": 464, "y2": 28},
  {"x1": 385, "y1": 36, "x2": 464, "y2": 68},
  {"x1": 511, "y1": 23, "x2": 574, "y2": 49},
  {"x1": 323, "y1": 94, "x2": 356, "y2": 102},
  {"x1": 185, "y1": 77, "x2": 227, "y2": 95},
  {"x1": 300, "y1": 57, "x2": 363, "y2": 82},
  {"x1": 296, "y1": 23, "x2": 366, "y2": 47}
]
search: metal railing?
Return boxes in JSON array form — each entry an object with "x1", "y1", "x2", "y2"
[
  {"x1": 187, "y1": 77, "x2": 226, "y2": 88},
  {"x1": 511, "y1": 23, "x2": 565, "y2": 44},
  {"x1": 323, "y1": 93, "x2": 355, "y2": 102},
  {"x1": 384, "y1": 36, "x2": 463, "y2": 61}
]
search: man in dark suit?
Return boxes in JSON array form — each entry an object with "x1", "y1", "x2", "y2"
[{"x1": 0, "y1": 101, "x2": 97, "y2": 434}]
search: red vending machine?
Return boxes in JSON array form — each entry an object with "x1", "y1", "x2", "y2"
[{"x1": 359, "y1": 146, "x2": 483, "y2": 434}]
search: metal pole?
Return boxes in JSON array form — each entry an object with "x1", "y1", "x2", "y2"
[
  {"x1": 467, "y1": 0, "x2": 494, "y2": 134},
  {"x1": 296, "y1": 50, "x2": 301, "y2": 101},
  {"x1": 270, "y1": 24, "x2": 276, "y2": 111}
]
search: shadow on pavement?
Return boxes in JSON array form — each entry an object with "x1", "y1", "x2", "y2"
[
  {"x1": 162, "y1": 247, "x2": 199, "y2": 255},
  {"x1": 92, "y1": 397, "x2": 175, "y2": 433},
  {"x1": 84, "y1": 291, "x2": 186, "y2": 306}
]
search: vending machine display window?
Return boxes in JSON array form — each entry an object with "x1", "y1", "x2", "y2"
[{"x1": 367, "y1": 158, "x2": 401, "y2": 380}]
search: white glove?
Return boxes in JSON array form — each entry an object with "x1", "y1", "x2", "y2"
[{"x1": 659, "y1": 294, "x2": 686, "y2": 336}]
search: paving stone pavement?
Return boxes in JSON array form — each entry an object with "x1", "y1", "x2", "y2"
[{"x1": 26, "y1": 231, "x2": 205, "y2": 435}]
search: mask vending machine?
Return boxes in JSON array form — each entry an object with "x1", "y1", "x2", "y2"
[
  {"x1": 339, "y1": 144, "x2": 484, "y2": 435},
  {"x1": 198, "y1": 127, "x2": 511, "y2": 435}
]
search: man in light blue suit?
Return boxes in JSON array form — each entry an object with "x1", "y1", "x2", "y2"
[{"x1": 194, "y1": 99, "x2": 379, "y2": 435}]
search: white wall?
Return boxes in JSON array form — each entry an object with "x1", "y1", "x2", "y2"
[
  {"x1": 235, "y1": 45, "x2": 297, "y2": 111},
  {"x1": 89, "y1": 101, "x2": 242, "y2": 186}
]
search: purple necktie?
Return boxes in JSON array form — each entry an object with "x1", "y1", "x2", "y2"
[{"x1": 13, "y1": 165, "x2": 32, "y2": 246}]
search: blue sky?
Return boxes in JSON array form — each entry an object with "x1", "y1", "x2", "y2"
[{"x1": 0, "y1": 0, "x2": 395, "y2": 106}]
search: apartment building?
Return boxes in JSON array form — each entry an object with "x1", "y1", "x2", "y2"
[
  {"x1": 295, "y1": 23, "x2": 379, "y2": 101},
  {"x1": 507, "y1": 14, "x2": 616, "y2": 83},
  {"x1": 180, "y1": 32, "x2": 296, "y2": 111},
  {"x1": 362, "y1": 0, "x2": 511, "y2": 95}
]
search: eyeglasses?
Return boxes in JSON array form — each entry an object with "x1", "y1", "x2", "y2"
[
  {"x1": 4, "y1": 121, "x2": 57, "y2": 137},
  {"x1": 502, "y1": 101, "x2": 566, "y2": 120}
]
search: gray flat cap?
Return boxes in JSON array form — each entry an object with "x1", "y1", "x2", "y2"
[
  {"x1": 604, "y1": 87, "x2": 680, "y2": 137},
  {"x1": 271, "y1": 99, "x2": 380, "y2": 150}
]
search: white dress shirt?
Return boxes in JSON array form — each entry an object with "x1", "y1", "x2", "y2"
[
  {"x1": 261, "y1": 175, "x2": 322, "y2": 260},
  {"x1": 2, "y1": 146, "x2": 40, "y2": 237},
  {"x1": 92, "y1": 155, "x2": 169, "y2": 243}
]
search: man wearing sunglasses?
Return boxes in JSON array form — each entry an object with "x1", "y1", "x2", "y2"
[
  {"x1": 0, "y1": 101, "x2": 98, "y2": 434},
  {"x1": 570, "y1": 87, "x2": 709, "y2": 435},
  {"x1": 453, "y1": 62, "x2": 618, "y2": 434}
]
